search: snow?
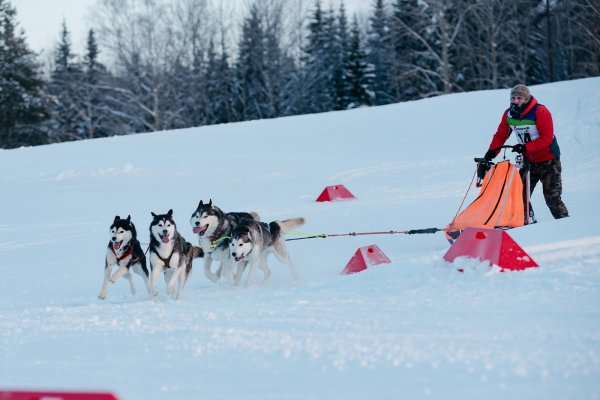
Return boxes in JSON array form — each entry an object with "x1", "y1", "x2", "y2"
[{"x1": 1, "y1": 77, "x2": 600, "y2": 399}]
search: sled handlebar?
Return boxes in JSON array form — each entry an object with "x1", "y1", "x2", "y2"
[{"x1": 475, "y1": 145, "x2": 517, "y2": 164}]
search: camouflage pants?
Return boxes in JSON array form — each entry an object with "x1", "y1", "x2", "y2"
[{"x1": 522, "y1": 158, "x2": 569, "y2": 219}]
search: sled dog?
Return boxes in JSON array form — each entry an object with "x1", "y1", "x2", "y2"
[
  {"x1": 190, "y1": 199, "x2": 258, "y2": 284},
  {"x1": 149, "y1": 209, "x2": 203, "y2": 299},
  {"x1": 99, "y1": 215, "x2": 150, "y2": 300},
  {"x1": 229, "y1": 217, "x2": 305, "y2": 287}
]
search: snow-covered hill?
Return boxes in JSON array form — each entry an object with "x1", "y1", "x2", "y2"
[{"x1": 1, "y1": 78, "x2": 599, "y2": 399}]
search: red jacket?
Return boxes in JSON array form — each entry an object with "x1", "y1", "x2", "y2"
[{"x1": 488, "y1": 96, "x2": 557, "y2": 163}]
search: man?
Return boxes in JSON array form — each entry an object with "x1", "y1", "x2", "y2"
[{"x1": 484, "y1": 84, "x2": 569, "y2": 219}]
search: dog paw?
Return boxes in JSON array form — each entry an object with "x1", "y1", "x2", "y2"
[{"x1": 98, "y1": 293, "x2": 107, "y2": 300}]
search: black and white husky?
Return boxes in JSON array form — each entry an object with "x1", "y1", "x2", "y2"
[
  {"x1": 149, "y1": 209, "x2": 203, "y2": 299},
  {"x1": 99, "y1": 215, "x2": 150, "y2": 300},
  {"x1": 229, "y1": 217, "x2": 305, "y2": 287},
  {"x1": 190, "y1": 200, "x2": 258, "y2": 284}
]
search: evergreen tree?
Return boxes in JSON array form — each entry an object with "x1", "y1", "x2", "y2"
[
  {"x1": 389, "y1": 0, "x2": 428, "y2": 100},
  {"x1": 345, "y1": 16, "x2": 374, "y2": 108},
  {"x1": 48, "y1": 20, "x2": 85, "y2": 141},
  {"x1": 302, "y1": 0, "x2": 335, "y2": 113},
  {"x1": 80, "y1": 29, "x2": 124, "y2": 138},
  {"x1": 332, "y1": 2, "x2": 350, "y2": 110},
  {"x1": 236, "y1": 3, "x2": 268, "y2": 120},
  {"x1": 367, "y1": 0, "x2": 394, "y2": 105},
  {"x1": 0, "y1": 0, "x2": 49, "y2": 148},
  {"x1": 211, "y1": 39, "x2": 238, "y2": 124},
  {"x1": 262, "y1": 2, "x2": 289, "y2": 119}
]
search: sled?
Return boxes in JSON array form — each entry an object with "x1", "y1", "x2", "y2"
[{"x1": 445, "y1": 149, "x2": 532, "y2": 243}]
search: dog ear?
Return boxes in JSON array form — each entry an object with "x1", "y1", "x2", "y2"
[
  {"x1": 151, "y1": 212, "x2": 157, "y2": 217},
  {"x1": 209, "y1": 199, "x2": 212, "y2": 206},
  {"x1": 126, "y1": 215, "x2": 131, "y2": 222},
  {"x1": 114, "y1": 215, "x2": 120, "y2": 223},
  {"x1": 198, "y1": 200, "x2": 203, "y2": 208},
  {"x1": 167, "y1": 209, "x2": 173, "y2": 217}
]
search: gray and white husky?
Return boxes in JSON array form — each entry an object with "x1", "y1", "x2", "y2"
[
  {"x1": 229, "y1": 217, "x2": 305, "y2": 287},
  {"x1": 99, "y1": 215, "x2": 150, "y2": 300},
  {"x1": 149, "y1": 209, "x2": 203, "y2": 299},
  {"x1": 190, "y1": 200, "x2": 258, "y2": 284}
]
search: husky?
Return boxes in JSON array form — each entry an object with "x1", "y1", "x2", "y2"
[
  {"x1": 190, "y1": 199, "x2": 258, "y2": 284},
  {"x1": 99, "y1": 215, "x2": 150, "y2": 300},
  {"x1": 229, "y1": 217, "x2": 305, "y2": 287},
  {"x1": 149, "y1": 209, "x2": 203, "y2": 299}
]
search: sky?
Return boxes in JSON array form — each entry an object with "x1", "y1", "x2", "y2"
[
  {"x1": 12, "y1": 0, "x2": 372, "y2": 57},
  {"x1": 13, "y1": 0, "x2": 98, "y2": 55},
  {"x1": 0, "y1": 77, "x2": 599, "y2": 399}
]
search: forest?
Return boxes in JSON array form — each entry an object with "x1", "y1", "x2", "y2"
[{"x1": 1, "y1": 0, "x2": 599, "y2": 148}]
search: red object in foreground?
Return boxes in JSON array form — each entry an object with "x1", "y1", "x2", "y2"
[
  {"x1": 342, "y1": 244, "x2": 391, "y2": 274},
  {"x1": 315, "y1": 184, "x2": 356, "y2": 202},
  {"x1": 443, "y1": 227, "x2": 538, "y2": 271},
  {"x1": 0, "y1": 391, "x2": 119, "y2": 400}
]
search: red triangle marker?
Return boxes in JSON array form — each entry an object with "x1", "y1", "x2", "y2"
[
  {"x1": 342, "y1": 244, "x2": 391, "y2": 274},
  {"x1": 443, "y1": 227, "x2": 538, "y2": 271},
  {"x1": 316, "y1": 184, "x2": 356, "y2": 202}
]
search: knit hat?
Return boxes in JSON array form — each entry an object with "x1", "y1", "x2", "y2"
[{"x1": 510, "y1": 84, "x2": 531, "y2": 100}]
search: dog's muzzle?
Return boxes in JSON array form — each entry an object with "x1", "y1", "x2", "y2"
[
  {"x1": 112, "y1": 240, "x2": 123, "y2": 251},
  {"x1": 159, "y1": 232, "x2": 170, "y2": 243},
  {"x1": 193, "y1": 225, "x2": 208, "y2": 236}
]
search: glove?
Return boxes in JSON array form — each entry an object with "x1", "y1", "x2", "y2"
[
  {"x1": 512, "y1": 144, "x2": 526, "y2": 154},
  {"x1": 484, "y1": 149, "x2": 496, "y2": 161},
  {"x1": 477, "y1": 162, "x2": 490, "y2": 180}
]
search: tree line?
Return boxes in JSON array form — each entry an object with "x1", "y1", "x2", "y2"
[{"x1": 1, "y1": 0, "x2": 599, "y2": 149}]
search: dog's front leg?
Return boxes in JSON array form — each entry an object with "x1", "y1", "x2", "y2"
[
  {"x1": 109, "y1": 264, "x2": 129, "y2": 284},
  {"x1": 174, "y1": 267, "x2": 188, "y2": 300},
  {"x1": 220, "y1": 259, "x2": 235, "y2": 286},
  {"x1": 98, "y1": 261, "x2": 112, "y2": 300},
  {"x1": 245, "y1": 260, "x2": 260, "y2": 288},
  {"x1": 149, "y1": 255, "x2": 163, "y2": 296},
  {"x1": 232, "y1": 260, "x2": 248, "y2": 287},
  {"x1": 166, "y1": 267, "x2": 182, "y2": 296},
  {"x1": 203, "y1": 255, "x2": 219, "y2": 283}
]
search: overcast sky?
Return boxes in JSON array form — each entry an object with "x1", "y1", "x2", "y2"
[{"x1": 13, "y1": 0, "x2": 371, "y2": 58}]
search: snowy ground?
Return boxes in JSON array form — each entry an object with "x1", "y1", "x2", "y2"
[{"x1": 1, "y1": 77, "x2": 599, "y2": 399}]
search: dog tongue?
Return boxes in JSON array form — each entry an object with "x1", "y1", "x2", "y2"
[
  {"x1": 193, "y1": 226, "x2": 207, "y2": 235},
  {"x1": 161, "y1": 235, "x2": 169, "y2": 244},
  {"x1": 113, "y1": 241, "x2": 122, "y2": 250}
]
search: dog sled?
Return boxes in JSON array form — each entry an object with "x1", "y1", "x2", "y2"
[
  {"x1": 284, "y1": 146, "x2": 535, "y2": 246},
  {"x1": 445, "y1": 146, "x2": 534, "y2": 243}
]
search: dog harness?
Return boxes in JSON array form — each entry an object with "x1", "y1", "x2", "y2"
[
  {"x1": 113, "y1": 243, "x2": 133, "y2": 264},
  {"x1": 154, "y1": 246, "x2": 175, "y2": 267}
]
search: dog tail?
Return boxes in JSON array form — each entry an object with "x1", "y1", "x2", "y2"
[
  {"x1": 277, "y1": 217, "x2": 306, "y2": 234},
  {"x1": 250, "y1": 211, "x2": 260, "y2": 221},
  {"x1": 192, "y1": 246, "x2": 204, "y2": 258}
]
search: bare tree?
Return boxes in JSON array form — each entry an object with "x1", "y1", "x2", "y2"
[
  {"x1": 92, "y1": 0, "x2": 190, "y2": 132},
  {"x1": 390, "y1": 0, "x2": 474, "y2": 96}
]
